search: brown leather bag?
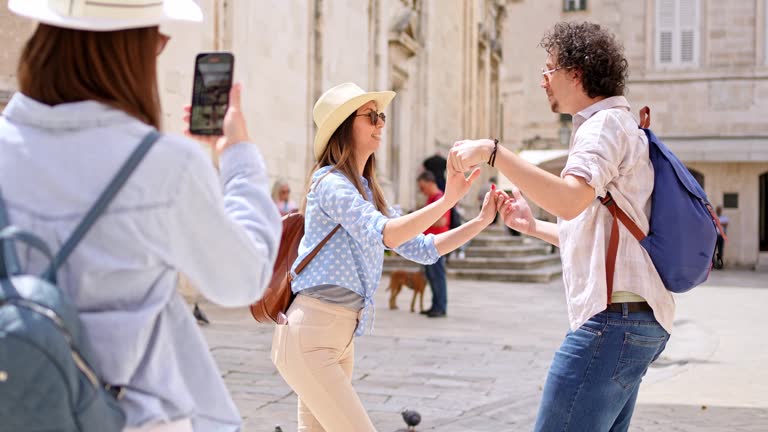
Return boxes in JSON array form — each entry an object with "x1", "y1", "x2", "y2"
[{"x1": 250, "y1": 212, "x2": 340, "y2": 323}]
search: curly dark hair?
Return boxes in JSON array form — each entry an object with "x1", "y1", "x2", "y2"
[{"x1": 540, "y1": 22, "x2": 629, "y2": 98}]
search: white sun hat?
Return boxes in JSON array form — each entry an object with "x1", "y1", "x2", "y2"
[
  {"x1": 312, "y1": 82, "x2": 396, "y2": 161},
  {"x1": 8, "y1": 0, "x2": 203, "y2": 32}
]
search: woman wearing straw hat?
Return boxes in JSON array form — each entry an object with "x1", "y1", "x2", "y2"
[
  {"x1": 271, "y1": 82, "x2": 502, "y2": 431},
  {"x1": 1, "y1": 1, "x2": 281, "y2": 431}
]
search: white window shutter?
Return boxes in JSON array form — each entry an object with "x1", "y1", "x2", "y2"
[
  {"x1": 678, "y1": 0, "x2": 698, "y2": 64},
  {"x1": 660, "y1": 32, "x2": 674, "y2": 63},
  {"x1": 656, "y1": 0, "x2": 676, "y2": 65},
  {"x1": 656, "y1": 0, "x2": 699, "y2": 67},
  {"x1": 680, "y1": 30, "x2": 695, "y2": 62}
]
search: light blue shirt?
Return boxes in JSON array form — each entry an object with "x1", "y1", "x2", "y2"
[
  {"x1": 0, "y1": 93, "x2": 282, "y2": 431},
  {"x1": 292, "y1": 166, "x2": 440, "y2": 335}
]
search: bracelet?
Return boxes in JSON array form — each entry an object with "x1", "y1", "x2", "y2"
[{"x1": 488, "y1": 139, "x2": 499, "y2": 167}]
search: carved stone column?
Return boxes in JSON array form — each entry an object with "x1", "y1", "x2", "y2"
[{"x1": 386, "y1": 4, "x2": 422, "y2": 206}]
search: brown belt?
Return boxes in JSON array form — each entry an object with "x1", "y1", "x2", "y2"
[{"x1": 605, "y1": 302, "x2": 652, "y2": 313}]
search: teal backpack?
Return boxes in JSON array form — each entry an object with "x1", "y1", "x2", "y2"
[{"x1": 0, "y1": 130, "x2": 160, "y2": 431}]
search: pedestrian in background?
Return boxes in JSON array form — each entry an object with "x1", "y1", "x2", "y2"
[
  {"x1": 713, "y1": 205, "x2": 729, "y2": 269},
  {"x1": 416, "y1": 171, "x2": 450, "y2": 318},
  {"x1": 272, "y1": 178, "x2": 299, "y2": 216}
]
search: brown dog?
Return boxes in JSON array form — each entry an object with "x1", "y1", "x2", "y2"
[{"x1": 387, "y1": 270, "x2": 427, "y2": 312}]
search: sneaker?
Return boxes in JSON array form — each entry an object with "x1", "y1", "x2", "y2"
[
  {"x1": 420, "y1": 308, "x2": 433, "y2": 315},
  {"x1": 427, "y1": 310, "x2": 446, "y2": 318}
]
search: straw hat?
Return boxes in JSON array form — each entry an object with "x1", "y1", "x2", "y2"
[
  {"x1": 8, "y1": 0, "x2": 202, "y2": 32},
  {"x1": 313, "y1": 82, "x2": 396, "y2": 161}
]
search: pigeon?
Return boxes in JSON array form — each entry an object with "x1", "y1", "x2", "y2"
[
  {"x1": 402, "y1": 409, "x2": 421, "y2": 430},
  {"x1": 193, "y1": 303, "x2": 210, "y2": 325}
]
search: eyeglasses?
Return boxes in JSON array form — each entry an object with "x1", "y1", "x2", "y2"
[
  {"x1": 541, "y1": 66, "x2": 562, "y2": 82},
  {"x1": 157, "y1": 32, "x2": 171, "y2": 56},
  {"x1": 356, "y1": 110, "x2": 386, "y2": 126}
]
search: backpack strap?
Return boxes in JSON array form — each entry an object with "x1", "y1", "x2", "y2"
[
  {"x1": 42, "y1": 130, "x2": 162, "y2": 282},
  {"x1": 291, "y1": 224, "x2": 341, "y2": 278},
  {"x1": 639, "y1": 106, "x2": 651, "y2": 128},
  {"x1": 600, "y1": 193, "x2": 646, "y2": 304},
  {"x1": 0, "y1": 190, "x2": 19, "y2": 279},
  {"x1": 599, "y1": 105, "x2": 653, "y2": 304}
]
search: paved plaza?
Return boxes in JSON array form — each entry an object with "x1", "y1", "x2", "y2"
[{"x1": 197, "y1": 270, "x2": 768, "y2": 431}]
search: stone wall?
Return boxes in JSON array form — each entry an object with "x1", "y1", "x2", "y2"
[{"x1": 0, "y1": 1, "x2": 508, "y2": 219}]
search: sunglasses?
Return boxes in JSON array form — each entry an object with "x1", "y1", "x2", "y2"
[{"x1": 356, "y1": 110, "x2": 386, "y2": 126}]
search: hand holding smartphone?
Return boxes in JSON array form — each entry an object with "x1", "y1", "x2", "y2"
[{"x1": 189, "y1": 52, "x2": 234, "y2": 136}]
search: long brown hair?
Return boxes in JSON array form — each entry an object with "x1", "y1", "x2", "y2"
[
  {"x1": 17, "y1": 24, "x2": 162, "y2": 129},
  {"x1": 303, "y1": 111, "x2": 390, "y2": 216}
]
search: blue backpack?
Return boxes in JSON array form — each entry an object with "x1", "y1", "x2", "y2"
[
  {"x1": 600, "y1": 108, "x2": 722, "y2": 297},
  {"x1": 0, "y1": 130, "x2": 160, "y2": 431}
]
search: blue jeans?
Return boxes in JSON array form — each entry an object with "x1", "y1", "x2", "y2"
[
  {"x1": 423, "y1": 256, "x2": 447, "y2": 313},
  {"x1": 534, "y1": 306, "x2": 670, "y2": 432}
]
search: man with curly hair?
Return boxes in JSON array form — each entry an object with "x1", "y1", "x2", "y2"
[{"x1": 448, "y1": 22, "x2": 673, "y2": 431}]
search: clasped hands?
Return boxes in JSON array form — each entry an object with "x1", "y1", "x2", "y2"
[{"x1": 445, "y1": 139, "x2": 536, "y2": 236}]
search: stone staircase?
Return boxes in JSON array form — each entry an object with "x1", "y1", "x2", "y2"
[{"x1": 383, "y1": 226, "x2": 563, "y2": 282}]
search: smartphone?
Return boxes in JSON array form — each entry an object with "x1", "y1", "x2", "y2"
[{"x1": 189, "y1": 52, "x2": 234, "y2": 135}]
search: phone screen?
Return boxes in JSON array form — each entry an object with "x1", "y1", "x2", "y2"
[{"x1": 190, "y1": 52, "x2": 234, "y2": 135}]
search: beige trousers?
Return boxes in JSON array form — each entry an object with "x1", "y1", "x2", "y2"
[{"x1": 271, "y1": 295, "x2": 377, "y2": 432}]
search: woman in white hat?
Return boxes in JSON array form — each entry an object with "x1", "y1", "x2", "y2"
[
  {"x1": 271, "y1": 82, "x2": 502, "y2": 431},
  {"x1": 1, "y1": 1, "x2": 281, "y2": 431}
]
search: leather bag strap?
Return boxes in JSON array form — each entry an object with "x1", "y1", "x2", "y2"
[
  {"x1": 601, "y1": 105, "x2": 651, "y2": 304},
  {"x1": 292, "y1": 224, "x2": 341, "y2": 277},
  {"x1": 600, "y1": 193, "x2": 646, "y2": 304},
  {"x1": 639, "y1": 106, "x2": 651, "y2": 128}
]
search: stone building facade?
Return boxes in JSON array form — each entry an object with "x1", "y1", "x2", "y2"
[
  {"x1": 0, "y1": 1, "x2": 509, "y2": 216},
  {"x1": 501, "y1": 0, "x2": 768, "y2": 269}
]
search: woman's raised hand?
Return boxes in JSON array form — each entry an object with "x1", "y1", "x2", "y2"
[
  {"x1": 477, "y1": 184, "x2": 504, "y2": 226},
  {"x1": 443, "y1": 166, "x2": 481, "y2": 206}
]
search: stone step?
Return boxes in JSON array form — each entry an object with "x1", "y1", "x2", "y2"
[
  {"x1": 483, "y1": 224, "x2": 510, "y2": 233},
  {"x1": 448, "y1": 265, "x2": 563, "y2": 283},
  {"x1": 447, "y1": 255, "x2": 561, "y2": 270},
  {"x1": 469, "y1": 235, "x2": 527, "y2": 247},
  {"x1": 466, "y1": 244, "x2": 553, "y2": 258},
  {"x1": 384, "y1": 254, "x2": 560, "y2": 270},
  {"x1": 382, "y1": 265, "x2": 563, "y2": 283}
]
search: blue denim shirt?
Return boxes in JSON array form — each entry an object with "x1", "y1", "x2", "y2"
[
  {"x1": 0, "y1": 93, "x2": 282, "y2": 431},
  {"x1": 292, "y1": 166, "x2": 440, "y2": 335}
]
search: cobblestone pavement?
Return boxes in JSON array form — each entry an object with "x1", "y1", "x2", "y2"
[{"x1": 197, "y1": 270, "x2": 768, "y2": 431}]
